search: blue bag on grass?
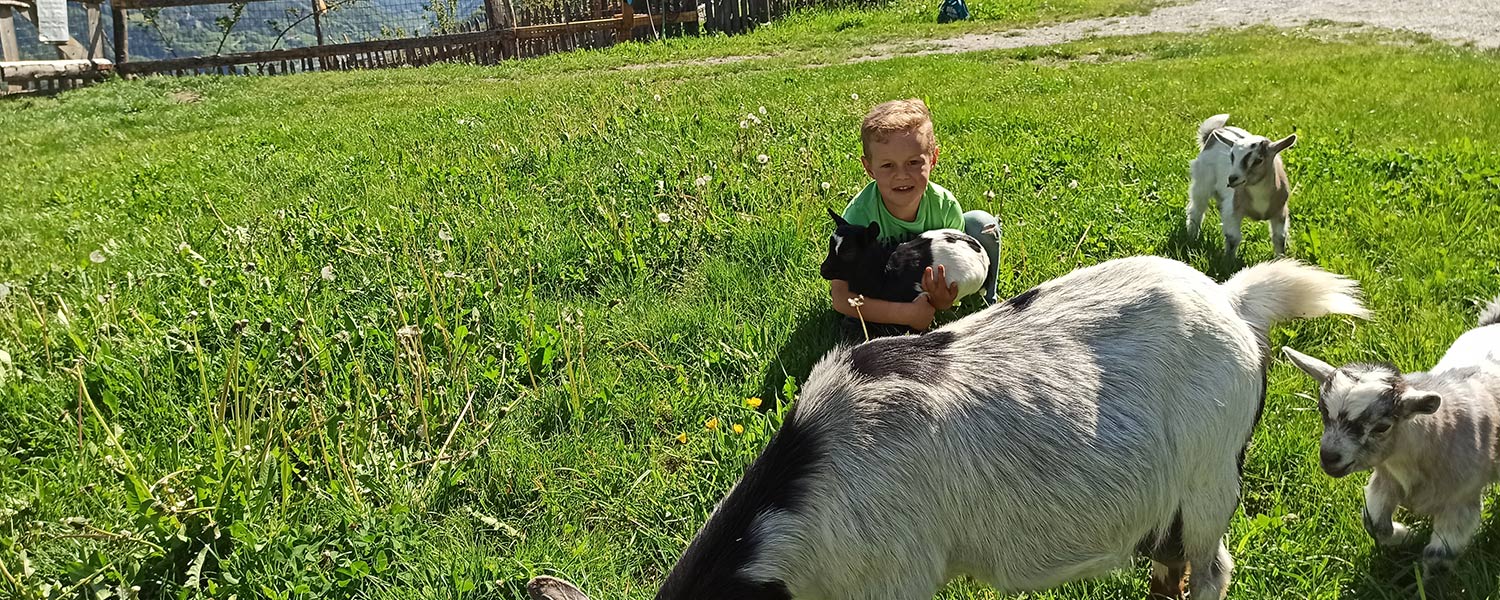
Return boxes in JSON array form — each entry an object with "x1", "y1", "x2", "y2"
[{"x1": 938, "y1": 0, "x2": 969, "y2": 23}]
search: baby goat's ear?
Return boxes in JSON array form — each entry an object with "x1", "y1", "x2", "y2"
[
  {"x1": 1282, "y1": 347, "x2": 1335, "y2": 384},
  {"x1": 1397, "y1": 389, "x2": 1442, "y2": 417},
  {"x1": 528, "y1": 576, "x2": 590, "y2": 600},
  {"x1": 827, "y1": 208, "x2": 848, "y2": 227},
  {"x1": 863, "y1": 221, "x2": 881, "y2": 241},
  {"x1": 1270, "y1": 134, "x2": 1297, "y2": 154}
]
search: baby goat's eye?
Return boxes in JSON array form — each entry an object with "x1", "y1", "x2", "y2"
[{"x1": 1370, "y1": 423, "x2": 1392, "y2": 435}]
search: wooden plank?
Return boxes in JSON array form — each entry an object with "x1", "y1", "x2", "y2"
[
  {"x1": 0, "y1": 6, "x2": 17, "y2": 62},
  {"x1": 1, "y1": 57, "x2": 112, "y2": 81},
  {"x1": 85, "y1": 2, "x2": 101, "y2": 58}
]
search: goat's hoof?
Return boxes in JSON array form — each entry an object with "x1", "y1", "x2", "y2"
[
  {"x1": 528, "y1": 576, "x2": 590, "y2": 600},
  {"x1": 1381, "y1": 522, "x2": 1413, "y2": 547},
  {"x1": 1422, "y1": 546, "x2": 1457, "y2": 574}
]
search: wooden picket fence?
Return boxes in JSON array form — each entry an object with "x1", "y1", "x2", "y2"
[{"x1": 1, "y1": 0, "x2": 845, "y2": 93}]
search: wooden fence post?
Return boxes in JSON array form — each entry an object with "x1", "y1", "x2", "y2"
[
  {"x1": 616, "y1": 0, "x2": 630, "y2": 42},
  {"x1": 111, "y1": 1, "x2": 127, "y2": 65}
]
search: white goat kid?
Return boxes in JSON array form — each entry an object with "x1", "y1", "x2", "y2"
[
  {"x1": 1283, "y1": 294, "x2": 1500, "y2": 576},
  {"x1": 531, "y1": 256, "x2": 1368, "y2": 600},
  {"x1": 1186, "y1": 114, "x2": 1297, "y2": 257}
]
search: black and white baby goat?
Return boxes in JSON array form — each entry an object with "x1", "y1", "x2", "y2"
[
  {"x1": 531, "y1": 256, "x2": 1368, "y2": 600},
  {"x1": 818, "y1": 208, "x2": 990, "y2": 304},
  {"x1": 1283, "y1": 295, "x2": 1500, "y2": 577}
]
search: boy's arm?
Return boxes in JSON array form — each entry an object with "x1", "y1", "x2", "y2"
[{"x1": 830, "y1": 279, "x2": 937, "y2": 331}]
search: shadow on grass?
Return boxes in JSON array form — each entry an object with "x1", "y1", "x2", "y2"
[
  {"x1": 754, "y1": 304, "x2": 842, "y2": 407},
  {"x1": 1341, "y1": 513, "x2": 1500, "y2": 600},
  {"x1": 1157, "y1": 220, "x2": 1244, "y2": 281}
]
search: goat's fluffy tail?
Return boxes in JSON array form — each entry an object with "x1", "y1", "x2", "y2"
[
  {"x1": 1223, "y1": 259, "x2": 1369, "y2": 337},
  {"x1": 1479, "y1": 294, "x2": 1500, "y2": 328},
  {"x1": 1197, "y1": 114, "x2": 1231, "y2": 150}
]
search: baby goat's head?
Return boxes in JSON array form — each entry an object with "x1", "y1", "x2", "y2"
[
  {"x1": 819, "y1": 208, "x2": 881, "y2": 281},
  {"x1": 1226, "y1": 134, "x2": 1297, "y2": 188},
  {"x1": 1282, "y1": 347, "x2": 1442, "y2": 478}
]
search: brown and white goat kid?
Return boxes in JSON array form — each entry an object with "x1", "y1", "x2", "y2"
[
  {"x1": 1186, "y1": 114, "x2": 1297, "y2": 257},
  {"x1": 1282, "y1": 295, "x2": 1500, "y2": 576}
]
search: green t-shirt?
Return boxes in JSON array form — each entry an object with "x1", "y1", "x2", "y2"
[{"x1": 841, "y1": 181, "x2": 964, "y2": 243}]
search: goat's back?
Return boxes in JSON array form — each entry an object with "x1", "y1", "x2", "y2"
[{"x1": 766, "y1": 257, "x2": 1266, "y2": 597}]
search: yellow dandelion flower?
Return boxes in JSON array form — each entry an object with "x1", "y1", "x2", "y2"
[
  {"x1": 746, "y1": 397, "x2": 763, "y2": 409},
  {"x1": 732, "y1": 424, "x2": 745, "y2": 435},
  {"x1": 705, "y1": 417, "x2": 719, "y2": 430},
  {"x1": 676, "y1": 433, "x2": 687, "y2": 444}
]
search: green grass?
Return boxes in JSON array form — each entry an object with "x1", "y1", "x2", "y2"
[{"x1": 3, "y1": 20, "x2": 1500, "y2": 600}]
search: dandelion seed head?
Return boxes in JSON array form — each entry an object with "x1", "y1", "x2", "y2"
[
  {"x1": 657, "y1": 212, "x2": 671, "y2": 224},
  {"x1": 821, "y1": 181, "x2": 832, "y2": 191},
  {"x1": 320, "y1": 265, "x2": 336, "y2": 281},
  {"x1": 756, "y1": 154, "x2": 769, "y2": 165},
  {"x1": 89, "y1": 250, "x2": 107, "y2": 264}
]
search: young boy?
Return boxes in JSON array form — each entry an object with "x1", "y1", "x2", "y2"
[{"x1": 829, "y1": 98, "x2": 1001, "y2": 339}]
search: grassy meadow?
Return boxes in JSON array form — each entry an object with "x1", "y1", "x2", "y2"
[{"x1": 2, "y1": 9, "x2": 1500, "y2": 600}]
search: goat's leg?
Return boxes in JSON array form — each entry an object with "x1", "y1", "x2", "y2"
[
  {"x1": 1148, "y1": 560, "x2": 1187, "y2": 599},
  {"x1": 1181, "y1": 474, "x2": 1238, "y2": 600},
  {"x1": 1217, "y1": 191, "x2": 1243, "y2": 257},
  {"x1": 1269, "y1": 215, "x2": 1289, "y2": 256},
  {"x1": 1185, "y1": 167, "x2": 1215, "y2": 239},
  {"x1": 1361, "y1": 470, "x2": 1411, "y2": 547},
  {"x1": 1423, "y1": 497, "x2": 1482, "y2": 576}
]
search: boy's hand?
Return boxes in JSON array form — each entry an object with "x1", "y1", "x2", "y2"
[
  {"x1": 907, "y1": 293, "x2": 938, "y2": 331},
  {"x1": 922, "y1": 265, "x2": 960, "y2": 310}
]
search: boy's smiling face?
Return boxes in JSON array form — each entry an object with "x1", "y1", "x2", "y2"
[{"x1": 862, "y1": 129, "x2": 938, "y2": 218}]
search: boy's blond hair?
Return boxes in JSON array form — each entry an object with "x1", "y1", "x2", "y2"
[{"x1": 861, "y1": 99, "x2": 937, "y2": 158}]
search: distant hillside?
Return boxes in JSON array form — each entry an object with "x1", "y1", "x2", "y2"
[{"x1": 10, "y1": 0, "x2": 485, "y2": 61}]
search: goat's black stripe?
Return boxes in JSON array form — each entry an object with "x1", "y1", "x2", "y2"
[{"x1": 655, "y1": 410, "x2": 822, "y2": 600}]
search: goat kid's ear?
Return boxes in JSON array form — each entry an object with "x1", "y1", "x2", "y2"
[
  {"x1": 527, "y1": 576, "x2": 591, "y2": 600},
  {"x1": 827, "y1": 208, "x2": 849, "y2": 227},
  {"x1": 864, "y1": 221, "x2": 881, "y2": 241},
  {"x1": 1282, "y1": 347, "x2": 1335, "y2": 384},
  {"x1": 1397, "y1": 389, "x2": 1441, "y2": 417},
  {"x1": 1270, "y1": 134, "x2": 1297, "y2": 154}
]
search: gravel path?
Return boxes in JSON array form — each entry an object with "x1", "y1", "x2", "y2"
[
  {"x1": 622, "y1": 0, "x2": 1498, "y2": 70},
  {"x1": 861, "y1": 0, "x2": 1500, "y2": 59}
]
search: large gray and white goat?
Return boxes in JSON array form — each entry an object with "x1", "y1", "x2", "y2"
[
  {"x1": 531, "y1": 256, "x2": 1367, "y2": 600},
  {"x1": 1282, "y1": 295, "x2": 1500, "y2": 576},
  {"x1": 1187, "y1": 114, "x2": 1297, "y2": 257}
]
